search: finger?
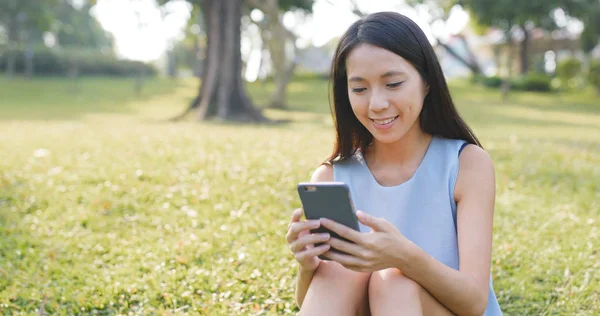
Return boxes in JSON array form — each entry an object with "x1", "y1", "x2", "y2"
[
  {"x1": 356, "y1": 211, "x2": 389, "y2": 232},
  {"x1": 295, "y1": 244, "x2": 330, "y2": 261},
  {"x1": 298, "y1": 229, "x2": 310, "y2": 238},
  {"x1": 286, "y1": 220, "x2": 321, "y2": 243},
  {"x1": 319, "y1": 218, "x2": 362, "y2": 244},
  {"x1": 324, "y1": 250, "x2": 366, "y2": 267},
  {"x1": 325, "y1": 237, "x2": 364, "y2": 258},
  {"x1": 291, "y1": 208, "x2": 303, "y2": 223},
  {"x1": 290, "y1": 233, "x2": 330, "y2": 253},
  {"x1": 341, "y1": 265, "x2": 371, "y2": 273}
]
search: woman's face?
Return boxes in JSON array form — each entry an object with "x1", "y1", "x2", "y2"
[{"x1": 345, "y1": 43, "x2": 429, "y2": 144}]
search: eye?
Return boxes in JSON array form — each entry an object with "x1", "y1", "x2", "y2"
[
  {"x1": 387, "y1": 82, "x2": 404, "y2": 88},
  {"x1": 351, "y1": 87, "x2": 367, "y2": 93}
]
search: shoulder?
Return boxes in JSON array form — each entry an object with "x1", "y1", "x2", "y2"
[
  {"x1": 455, "y1": 144, "x2": 495, "y2": 201},
  {"x1": 458, "y1": 144, "x2": 494, "y2": 173},
  {"x1": 310, "y1": 163, "x2": 334, "y2": 182}
]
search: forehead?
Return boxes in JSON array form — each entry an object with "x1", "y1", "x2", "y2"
[{"x1": 345, "y1": 43, "x2": 414, "y2": 76}]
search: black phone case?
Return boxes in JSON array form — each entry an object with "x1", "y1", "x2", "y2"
[{"x1": 297, "y1": 182, "x2": 360, "y2": 260}]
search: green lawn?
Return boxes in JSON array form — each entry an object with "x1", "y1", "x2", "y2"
[{"x1": 0, "y1": 76, "x2": 599, "y2": 315}]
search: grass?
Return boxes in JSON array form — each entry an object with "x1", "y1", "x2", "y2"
[{"x1": 0, "y1": 75, "x2": 599, "y2": 315}]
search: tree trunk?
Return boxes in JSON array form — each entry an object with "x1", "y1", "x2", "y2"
[
  {"x1": 24, "y1": 45, "x2": 34, "y2": 78},
  {"x1": 502, "y1": 27, "x2": 513, "y2": 102},
  {"x1": 5, "y1": 18, "x2": 18, "y2": 78},
  {"x1": 167, "y1": 49, "x2": 177, "y2": 78},
  {"x1": 456, "y1": 34, "x2": 482, "y2": 74},
  {"x1": 264, "y1": 11, "x2": 289, "y2": 109},
  {"x1": 172, "y1": 0, "x2": 266, "y2": 122},
  {"x1": 252, "y1": 0, "x2": 297, "y2": 109},
  {"x1": 5, "y1": 49, "x2": 17, "y2": 78},
  {"x1": 216, "y1": 0, "x2": 236, "y2": 119},
  {"x1": 520, "y1": 25, "x2": 529, "y2": 75},
  {"x1": 270, "y1": 61, "x2": 296, "y2": 108},
  {"x1": 268, "y1": 23, "x2": 297, "y2": 109},
  {"x1": 135, "y1": 66, "x2": 145, "y2": 97},
  {"x1": 436, "y1": 37, "x2": 481, "y2": 75}
]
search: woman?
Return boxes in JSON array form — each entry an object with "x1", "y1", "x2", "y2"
[{"x1": 285, "y1": 12, "x2": 502, "y2": 316}]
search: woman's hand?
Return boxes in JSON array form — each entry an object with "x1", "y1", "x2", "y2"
[
  {"x1": 286, "y1": 208, "x2": 332, "y2": 273},
  {"x1": 321, "y1": 211, "x2": 414, "y2": 273}
]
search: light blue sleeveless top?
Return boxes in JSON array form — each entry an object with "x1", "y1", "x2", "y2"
[{"x1": 333, "y1": 135, "x2": 502, "y2": 315}]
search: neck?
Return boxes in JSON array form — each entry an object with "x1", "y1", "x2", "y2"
[{"x1": 366, "y1": 124, "x2": 432, "y2": 167}]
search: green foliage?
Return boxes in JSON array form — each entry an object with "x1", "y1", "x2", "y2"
[
  {"x1": 511, "y1": 73, "x2": 553, "y2": 92},
  {"x1": 0, "y1": 77, "x2": 599, "y2": 314},
  {"x1": 471, "y1": 73, "x2": 552, "y2": 92},
  {"x1": 52, "y1": 1, "x2": 114, "y2": 50},
  {"x1": 473, "y1": 73, "x2": 553, "y2": 92},
  {"x1": 521, "y1": 73, "x2": 553, "y2": 92},
  {"x1": 0, "y1": 0, "x2": 61, "y2": 41},
  {"x1": 481, "y1": 75, "x2": 504, "y2": 88},
  {"x1": 0, "y1": 47, "x2": 157, "y2": 77},
  {"x1": 570, "y1": 0, "x2": 600, "y2": 53},
  {"x1": 556, "y1": 58, "x2": 582, "y2": 82},
  {"x1": 588, "y1": 60, "x2": 600, "y2": 92},
  {"x1": 555, "y1": 57, "x2": 584, "y2": 90},
  {"x1": 460, "y1": 0, "x2": 584, "y2": 31},
  {"x1": 471, "y1": 74, "x2": 504, "y2": 88},
  {"x1": 276, "y1": 0, "x2": 314, "y2": 12}
]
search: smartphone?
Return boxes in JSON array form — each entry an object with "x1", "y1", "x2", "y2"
[{"x1": 297, "y1": 182, "x2": 360, "y2": 260}]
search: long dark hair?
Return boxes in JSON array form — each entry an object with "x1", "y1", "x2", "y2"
[{"x1": 326, "y1": 11, "x2": 481, "y2": 164}]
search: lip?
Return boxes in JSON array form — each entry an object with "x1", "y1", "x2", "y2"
[{"x1": 370, "y1": 115, "x2": 398, "y2": 130}]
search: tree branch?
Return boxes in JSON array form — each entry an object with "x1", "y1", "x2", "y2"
[
  {"x1": 324, "y1": 0, "x2": 365, "y2": 17},
  {"x1": 348, "y1": 0, "x2": 366, "y2": 17},
  {"x1": 246, "y1": 0, "x2": 269, "y2": 13}
]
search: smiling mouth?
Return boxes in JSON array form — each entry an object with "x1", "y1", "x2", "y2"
[{"x1": 370, "y1": 116, "x2": 399, "y2": 125}]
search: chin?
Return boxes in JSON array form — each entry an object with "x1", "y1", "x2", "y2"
[{"x1": 370, "y1": 131, "x2": 407, "y2": 144}]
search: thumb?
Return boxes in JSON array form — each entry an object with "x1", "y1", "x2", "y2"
[{"x1": 356, "y1": 211, "x2": 388, "y2": 232}]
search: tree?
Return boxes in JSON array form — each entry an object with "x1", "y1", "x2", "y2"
[
  {"x1": 406, "y1": 0, "x2": 482, "y2": 75},
  {"x1": 53, "y1": 1, "x2": 114, "y2": 50},
  {"x1": 170, "y1": 0, "x2": 314, "y2": 122},
  {"x1": 577, "y1": 1, "x2": 600, "y2": 55},
  {"x1": 171, "y1": 0, "x2": 268, "y2": 122},
  {"x1": 172, "y1": 6, "x2": 206, "y2": 78},
  {"x1": 0, "y1": 0, "x2": 59, "y2": 78},
  {"x1": 248, "y1": 0, "x2": 313, "y2": 109},
  {"x1": 459, "y1": 0, "x2": 584, "y2": 74},
  {"x1": 328, "y1": 0, "x2": 482, "y2": 75}
]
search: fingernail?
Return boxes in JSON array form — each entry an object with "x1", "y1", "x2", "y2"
[
  {"x1": 311, "y1": 220, "x2": 320, "y2": 227},
  {"x1": 321, "y1": 233, "x2": 330, "y2": 240}
]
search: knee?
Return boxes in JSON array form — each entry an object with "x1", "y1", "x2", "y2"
[
  {"x1": 312, "y1": 260, "x2": 337, "y2": 278},
  {"x1": 311, "y1": 261, "x2": 370, "y2": 295},
  {"x1": 313, "y1": 260, "x2": 370, "y2": 286},
  {"x1": 369, "y1": 268, "x2": 422, "y2": 298},
  {"x1": 301, "y1": 261, "x2": 371, "y2": 315}
]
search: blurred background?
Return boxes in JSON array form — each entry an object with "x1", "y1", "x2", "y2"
[
  {"x1": 0, "y1": 0, "x2": 599, "y2": 315},
  {"x1": 1, "y1": 0, "x2": 599, "y2": 117}
]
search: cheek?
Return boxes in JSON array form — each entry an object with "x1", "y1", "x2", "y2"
[
  {"x1": 398, "y1": 86, "x2": 425, "y2": 114},
  {"x1": 348, "y1": 95, "x2": 368, "y2": 117}
]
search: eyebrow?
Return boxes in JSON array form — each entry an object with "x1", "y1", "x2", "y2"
[{"x1": 348, "y1": 71, "x2": 406, "y2": 82}]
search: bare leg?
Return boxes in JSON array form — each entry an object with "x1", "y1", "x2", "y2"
[
  {"x1": 299, "y1": 260, "x2": 371, "y2": 316},
  {"x1": 368, "y1": 268, "x2": 455, "y2": 316}
]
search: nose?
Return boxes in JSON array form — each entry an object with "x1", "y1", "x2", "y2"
[{"x1": 369, "y1": 89, "x2": 390, "y2": 112}]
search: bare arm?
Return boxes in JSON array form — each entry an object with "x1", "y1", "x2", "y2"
[
  {"x1": 400, "y1": 145, "x2": 496, "y2": 316},
  {"x1": 295, "y1": 164, "x2": 333, "y2": 307}
]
